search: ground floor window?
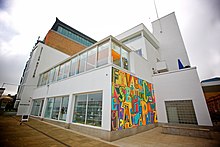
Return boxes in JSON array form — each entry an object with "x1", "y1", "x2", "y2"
[
  {"x1": 165, "y1": 100, "x2": 197, "y2": 124},
  {"x1": 44, "y1": 96, "x2": 69, "y2": 121},
  {"x1": 31, "y1": 99, "x2": 44, "y2": 116},
  {"x1": 73, "y1": 92, "x2": 102, "y2": 127}
]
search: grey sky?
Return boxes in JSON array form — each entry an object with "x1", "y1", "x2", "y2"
[{"x1": 0, "y1": 0, "x2": 219, "y2": 95}]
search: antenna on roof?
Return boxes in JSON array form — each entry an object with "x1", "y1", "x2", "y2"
[{"x1": 153, "y1": 0, "x2": 162, "y2": 33}]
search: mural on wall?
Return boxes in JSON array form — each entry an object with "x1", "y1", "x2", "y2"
[{"x1": 111, "y1": 67, "x2": 157, "y2": 131}]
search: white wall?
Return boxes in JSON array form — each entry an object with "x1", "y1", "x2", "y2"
[
  {"x1": 17, "y1": 43, "x2": 69, "y2": 115},
  {"x1": 144, "y1": 38, "x2": 161, "y2": 70},
  {"x1": 152, "y1": 12, "x2": 190, "y2": 71},
  {"x1": 32, "y1": 65, "x2": 112, "y2": 131},
  {"x1": 153, "y1": 67, "x2": 212, "y2": 126},
  {"x1": 130, "y1": 52, "x2": 153, "y2": 83}
]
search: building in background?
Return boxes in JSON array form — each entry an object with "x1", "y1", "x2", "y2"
[
  {"x1": 15, "y1": 12, "x2": 212, "y2": 141},
  {"x1": 201, "y1": 77, "x2": 220, "y2": 122}
]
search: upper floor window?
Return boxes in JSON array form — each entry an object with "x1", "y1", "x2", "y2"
[
  {"x1": 97, "y1": 42, "x2": 109, "y2": 67},
  {"x1": 38, "y1": 38, "x2": 130, "y2": 87},
  {"x1": 112, "y1": 42, "x2": 121, "y2": 67},
  {"x1": 57, "y1": 26, "x2": 93, "y2": 47},
  {"x1": 78, "y1": 52, "x2": 87, "y2": 73},
  {"x1": 86, "y1": 47, "x2": 97, "y2": 71},
  {"x1": 111, "y1": 41, "x2": 129, "y2": 70},
  {"x1": 121, "y1": 47, "x2": 129, "y2": 70},
  {"x1": 69, "y1": 57, "x2": 79, "y2": 76}
]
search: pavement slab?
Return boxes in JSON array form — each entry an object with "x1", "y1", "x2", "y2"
[{"x1": 0, "y1": 115, "x2": 220, "y2": 147}]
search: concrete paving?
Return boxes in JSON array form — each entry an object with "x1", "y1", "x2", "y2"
[
  {"x1": 0, "y1": 115, "x2": 220, "y2": 147},
  {"x1": 0, "y1": 115, "x2": 116, "y2": 147},
  {"x1": 112, "y1": 127, "x2": 220, "y2": 147}
]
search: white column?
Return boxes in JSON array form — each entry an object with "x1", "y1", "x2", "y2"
[
  {"x1": 40, "y1": 97, "x2": 47, "y2": 118},
  {"x1": 66, "y1": 94, "x2": 74, "y2": 123}
]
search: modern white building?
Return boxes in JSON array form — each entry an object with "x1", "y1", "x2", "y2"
[{"x1": 16, "y1": 12, "x2": 212, "y2": 141}]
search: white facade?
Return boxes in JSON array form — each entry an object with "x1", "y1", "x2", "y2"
[
  {"x1": 33, "y1": 65, "x2": 112, "y2": 130},
  {"x1": 16, "y1": 12, "x2": 212, "y2": 140},
  {"x1": 152, "y1": 12, "x2": 190, "y2": 71},
  {"x1": 153, "y1": 67, "x2": 212, "y2": 126},
  {"x1": 16, "y1": 43, "x2": 69, "y2": 115}
]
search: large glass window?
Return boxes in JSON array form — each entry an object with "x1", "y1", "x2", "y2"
[
  {"x1": 86, "y1": 47, "x2": 97, "y2": 71},
  {"x1": 111, "y1": 41, "x2": 129, "y2": 70},
  {"x1": 57, "y1": 26, "x2": 94, "y2": 47},
  {"x1": 31, "y1": 100, "x2": 41, "y2": 116},
  {"x1": 59, "y1": 96, "x2": 69, "y2": 121},
  {"x1": 112, "y1": 42, "x2": 121, "y2": 67},
  {"x1": 51, "y1": 98, "x2": 61, "y2": 120},
  {"x1": 78, "y1": 52, "x2": 87, "y2": 73},
  {"x1": 86, "y1": 93, "x2": 102, "y2": 126},
  {"x1": 73, "y1": 94, "x2": 87, "y2": 124},
  {"x1": 97, "y1": 42, "x2": 109, "y2": 67},
  {"x1": 121, "y1": 47, "x2": 129, "y2": 70},
  {"x1": 44, "y1": 96, "x2": 69, "y2": 121},
  {"x1": 44, "y1": 98, "x2": 54, "y2": 118},
  {"x1": 73, "y1": 92, "x2": 102, "y2": 127},
  {"x1": 69, "y1": 56, "x2": 79, "y2": 76}
]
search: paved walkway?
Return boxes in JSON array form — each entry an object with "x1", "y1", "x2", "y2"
[
  {"x1": 0, "y1": 115, "x2": 220, "y2": 147},
  {"x1": 0, "y1": 115, "x2": 116, "y2": 147},
  {"x1": 112, "y1": 127, "x2": 220, "y2": 147}
]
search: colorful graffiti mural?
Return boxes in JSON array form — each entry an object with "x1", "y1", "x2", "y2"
[{"x1": 111, "y1": 67, "x2": 157, "y2": 131}]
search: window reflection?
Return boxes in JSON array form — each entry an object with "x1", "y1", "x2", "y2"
[
  {"x1": 78, "y1": 52, "x2": 87, "y2": 73},
  {"x1": 73, "y1": 92, "x2": 102, "y2": 127},
  {"x1": 38, "y1": 38, "x2": 130, "y2": 87},
  {"x1": 97, "y1": 42, "x2": 109, "y2": 67},
  {"x1": 121, "y1": 47, "x2": 129, "y2": 70},
  {"x1": 112, "y1": 42, "x2": 121, "y2": 67},
  {"x1": 44, "y1": 96, "x2": 69, "y2": 121},
  {"x1": 86, "y1": 47, "x2": 97, "y2": 71}
]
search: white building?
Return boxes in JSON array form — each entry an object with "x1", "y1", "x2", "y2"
[{"x1": 16, "y1": 12, "x2": 212, "y2": 141}]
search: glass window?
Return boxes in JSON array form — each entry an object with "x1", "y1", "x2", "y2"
[
  {"x1": 73, "y1": 92, "x2": 103, "y2": 127},
  {"x1": 51, "y1": 98, "x2": 61, "y2": 120},
  {"x1": 42, "y1": 72, "x2": 49, "y2": 85},
  {"x1": 112, "y1": 42, "x2": 121, "y2": 67},
  {"x1": 44, "y1": 98, "x2": 54, "y2": 118},
  {"x1": 38, "y1": 74, "x2": 43, "y2": 86},
  {"x1": 63, "y1": 61, "x2": 70, "y2": 79},
  {"x1": 52, "y1": 66, "x2": 59, "y2": 82},
  {"x1": 31, "y1": 100, "x2": 41, "y2": 116},
  {"x1": 121, "y1": 47, "x2": 129, "y2": 70},
  {"x1": 78, "y1": 52, "x2": 87, "y2": 73},
  {"x1": 57, "y1": 64, "x2": 65, "y2": 81},
  {"x1": 59, "y1": 96, "x2": 69, "y2": 121},
  {"x1": 73, "y1": 94, "x2": 87, "y2": 124},
  {"x1": 86, "y1": 93, "x2": 102, "y2": 127},
  {"x1": 97, "y1": 42, "x2": 109, "y2": 67},
  {"x1": 48, "y1": 68, "x2": 56, "y2": 84},
  {"x1": 69, "y1": 57, "x2": 79, "y2": 76},
  {"x1": 86, "y1": 47, "x2": 97, "y2": 71}
]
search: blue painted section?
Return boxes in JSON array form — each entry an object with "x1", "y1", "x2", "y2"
[{"x1": 178, "y1": 59, "x2": 184, "y2": 69}]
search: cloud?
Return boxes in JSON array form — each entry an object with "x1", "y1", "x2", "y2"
[
  {"x1": 0, "y1": 0, "x2": 10, "y2": 11},
  {"x1": 0, "y1": 54, "x2": 27, "y2": 94}
]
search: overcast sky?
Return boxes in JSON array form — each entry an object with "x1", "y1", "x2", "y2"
[{"x1": 0, "y1": 0, "x2": 220, "y2": 95}]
